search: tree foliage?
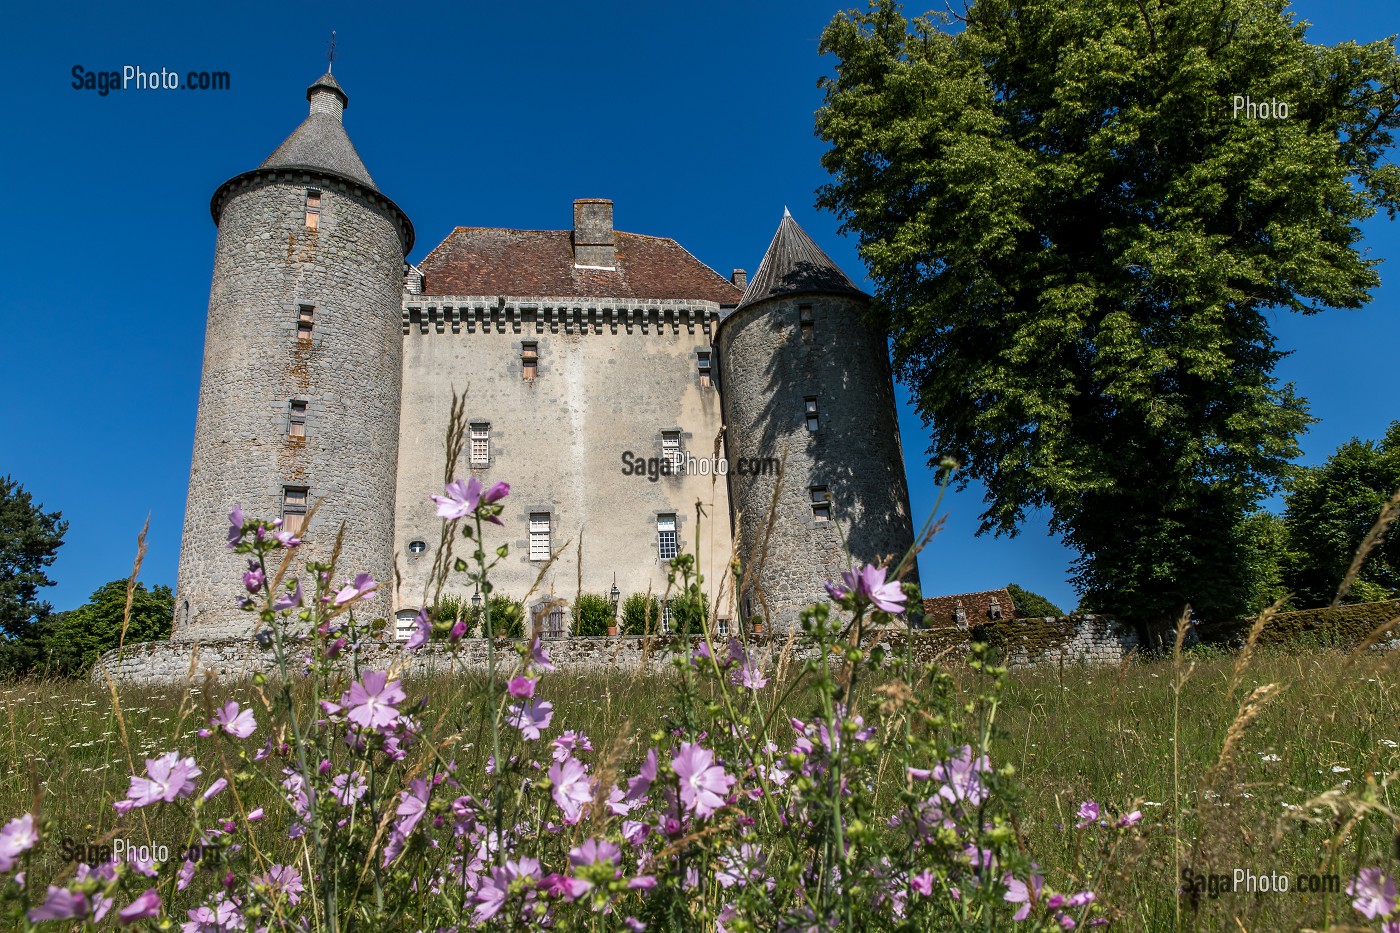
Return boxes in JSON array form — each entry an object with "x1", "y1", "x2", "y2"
[
  {"x1": 816, "y1": 0, "x2": 1400, "y2": 631},
  {"x1": 1282, "y1": 421, "x2": 1400, "y2": 607},
  {"x1": 0, "y1": 476, "x2": 68, "y2": 676},
  {"x1": 46, "y1": 579, "x2": 173, "y2": 677},
  {"x1": 1005, "y1": 583, "x2": 1063, "y2": 618}
]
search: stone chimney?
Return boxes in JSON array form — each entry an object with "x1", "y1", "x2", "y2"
[
  {"x1": 573, "y1": 199, "x2": 615, "y2": 268},
  {"x1": 731, "y1": 269, "x2": 747, "y2": 289}
]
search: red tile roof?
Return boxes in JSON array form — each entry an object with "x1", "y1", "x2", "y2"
[
  {"x1": 416, "y1": 227, "x2": 744, "y2": 304},
  {"x1": 923, "y1": 589, "x2": 1018, "y2": 625}
]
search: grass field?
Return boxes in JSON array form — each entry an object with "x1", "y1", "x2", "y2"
[{"x1": 1, "y1": 644, "x2": 1397, "y2": 931}]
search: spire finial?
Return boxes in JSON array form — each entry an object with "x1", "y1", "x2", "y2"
[
  {"x1": 327, "y1": 29, "x2": 337, "y2": 73},
  {"x1": 783, "y1": 205, "x2": 791, "y2": 218}
]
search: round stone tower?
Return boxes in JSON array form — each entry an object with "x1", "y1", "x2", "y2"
[
  {"x1": 173, "y1": 72, "x2": 413, "y2": 640},
  {"x1": 716, "y1": 210, "x2": 918, "y2": 631}
]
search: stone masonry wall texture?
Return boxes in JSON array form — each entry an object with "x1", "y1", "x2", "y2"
[
  {"x1": 174, "y1": 176, "x2": 406, "y2": 640},
  {"x1": 717, "y1": 294, "x2": 919, "y2": 630}
]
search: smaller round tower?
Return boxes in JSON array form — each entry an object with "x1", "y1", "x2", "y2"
[
  {"x1": 716, "y1": 211, "x2": 918, "y2": 630},
  {"x1": 173, "y1": 73, "x2": 413, "y2": 640}
]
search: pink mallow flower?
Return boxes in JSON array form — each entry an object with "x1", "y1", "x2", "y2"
[
  {"x1": 120, "y1": 752, "x2": 201, "y2": 809},
  {"x1": 116, "y1": 889, "x2": 161, "y2": 925},
  {"x1": 0, "y1": 813, "x2": 38, "y2": 872},
  {"x1": 243, "y1": 561, "x2": 264, "y2": 595},
  {"x1": 846, "y1": 564, "x2": 907, "y2": 613},
  {"x1": 341, "y1": 671, "x2": 405, "y2": 732},
  {"x1": 1348, "y1": 868, "x2": 1398, "y2": 921},
  {"x1": 433, "y1": 477, "x2": 507, "y2": 523},
  {"x1": 404, "y1": 607, "x2": 430, "y2": 651},
  {"x1": 212, "y1": 701, "x2": 256, "y2": 739},
  {"x1": 333, "y1": 573, "x2": 377, "y2": 607},
  {"x1": 672, "y1": 742, "x2": 735, "y2": 819},
  {"x1": 28, "y1": 886, "x2": 89, "y2": 922},
  {"x1": 226, "y1": 505, "x2": 244, "y2": 549},
  {"x1": 1075, "y1": 801, "x2": 1100, "y2": 828},
  {"x1": 507, "y1": 699, "x2": 554, "y2": 741},
  {"x1": 1004, "y1": 871, "x2": 1045, "y2": 922},
  {"x1": 549, "y1": 757, "x2": 592, "y2": 824},
  {"x1": 508, "y1": 676, "x2": 536, "y2": 699}
]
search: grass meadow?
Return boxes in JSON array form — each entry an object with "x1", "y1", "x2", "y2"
[{"x1": 1, "y1": 643, "x2": 1396, "y2": 931}]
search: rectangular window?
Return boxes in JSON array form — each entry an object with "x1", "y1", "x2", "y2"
[
  {"x1": 470, "y1": 423, "x2": 491, "y2": 467},
  {"x1": 297, "y1": 305, "x2": 314, "y2": 341},
  {"x1": 799, "y1": 304, "x2": 814, "y2": 337},
  {"x1": 521, "y1": 341, "x2": 538, "y2": 380},
  {"x1": 805, "y1": 396, "x2": 819, "y2": 432},
  {"x1": 305, "y1": 189, "x2": 321, "y2": 229},
  {"x1": 810, "y1": 485, "x2": 831, "y2": 523},
  {"x1": 716, "y1": 618, "x2": 730, "y2": 637},
  {"x1": 698, "y1": 351, "x2": 713, "y2": 388},
  {"x1": 529, "y1": 512, "x2": 551, "y2": 561},
  {"x1": 289, "y1": 400, "x2": 307, "y2": 439},
  {"x1": 661, "y1": 600, "x2": 673, "y2": 634},
  {"x1": 661, "y1": 431, "x2": 682, "y2": 458},
  {"x1": 657, "y1": 514, "x2": 678, "y2": 561},
  {"x1": 282, "y1": 486, "x2": 308, "y2": 535}
]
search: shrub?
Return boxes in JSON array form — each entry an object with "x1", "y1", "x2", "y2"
[
  {"x1": 571, "y1": 592, "x2": 614, "y2": 636},
  {"x1": 482, "y1": 594, "x2": 525, "y2": 639},
  {"x1": 430, "y1": 593, "x2": 475, "y2": 638},
  {"x1": 620, "y1": 592, "x2": 660, "y2": 635}
]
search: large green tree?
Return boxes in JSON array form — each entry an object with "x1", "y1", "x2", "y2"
[
  {"x1": 0, "y1": 476, "x2": 67, "y2": 675},
  {"x1": 816, "y1": 0, "x2": 1400, "y2": 637},
  {"x1": 45, "y1": 579, "x2": 173, "y2": 677},
  {"x1": 1282, "y1": 421, "x2": 1400, "y2": 607}
]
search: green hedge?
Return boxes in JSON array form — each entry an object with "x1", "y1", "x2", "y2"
[{"x1": 1249, "y1": 600, "x2": 1399, "y2": 649}]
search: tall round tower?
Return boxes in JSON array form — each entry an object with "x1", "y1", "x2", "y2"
[
  {"x1": 716, "y1": 211, "x2": 917, "y2": 630},
  {"x1": 173, "y1": 72, "x2": 413, "y2": 641}
]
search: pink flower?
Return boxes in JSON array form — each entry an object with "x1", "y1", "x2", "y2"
[
  {"x1": 0, "y1": 813, "x2": 38, "y2": 872},
  {"x1": 1004, "y1": 872, "x2": 1045, "y2": 922},
  {"x1": 842, "y1": 564, "x2": 906, "y2": 613},
  {"x1": 394, "y1": 779, "x2": 430, "y2": 836},
  {"x1": 1075, "y1": 801, "x2": 1100, "y2": 828},
  {"x1": 1117, "y1": 810, "x2": 1142, "y2": 828},
  {"x1": 201, "y1": 778, "x2": 228, "y2": 801},
  {"x1": 824, "y1": 580, "x2": 848, "y2": 601},
  {"x1": 1348, "y1": 868, "x2": 1398, "y2": 921},
  {"x1": 404, "y1": 608, "x2": 430, "y2": 651},
  {"x1": 341, "y1": 671, "x2": 405, "y2": 732},
  {"x1": 272, "y1": 581, "x2": 303, "y2": 612},
  {"x1": 625, "y1": 748, "x2": 658, "y2": 803},
  {"x1": 212, "y1": 701, "x2": 256, "y2": 739},
  {"x1": 672, "y1": 742, "x2": 735, "y2": 819},
  {"x1": 569, "y1": 838, "x2": 621, "y2": 868},
  {"x1": 912, "y1": 869, "x2": 935, "y2": 896},
  {"x1": 226, "y1": 505, "x2": 244, "y2": 548},
  {"x1": 123, "y1": 752, "x2": 201, "y2": 808},
  {"x1": 507, "y1": 699, "x2": 554, "y2": 741},
  {"x1": 28, "y1": 886, "x2": 88, "y2": 921},
  {"x1": 116, "y1": 889, "x2": 160, "y2": 925},
  {"x1": 333, "y1": 573, "x2": 378, "y2": 607},
  {"x1": 246, "y1": 807, "x2": 264, "y2": 822},
  {"x1": 531, "y1": 638, "x2": 556, "y2": 672},
  {"x1": 551, "y1": 730, "x2": 593, "y2": 762},
  {"x1": 433, "y1": 477, "x2": 487, "y2": 521},
  {"x1": 549, "y1": 757, "x2": 592, "y2": 823},
  {"x1": 508, "y1": 676, "x2": 536, "y2": 699},
  {"x1": 253, "y1": 864, "x2": 303, "y2": 905},
  {"x1": 243, "y1": 562, "x2": 264, "y2": 594}
]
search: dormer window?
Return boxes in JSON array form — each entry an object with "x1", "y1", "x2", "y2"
[
  {"x1": 989, "y1": 596, "x2": 1004, "y2": 620},
  {"x1": 305, "y1": 189, "x2": 321, "y2": 229}
]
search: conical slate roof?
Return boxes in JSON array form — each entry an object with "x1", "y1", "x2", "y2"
[
  {"x1": 734, "y1": 209, "x2": 867, "y2": 311},
  {"x1": 258, "y1": 73, "x2": 377, "y2": 191}
]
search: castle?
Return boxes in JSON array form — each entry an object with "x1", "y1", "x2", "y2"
[{"x1": 172, "y1": 71, "x2": 919, "y2": 641}]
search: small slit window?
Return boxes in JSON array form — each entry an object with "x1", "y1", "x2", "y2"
[
  {"x1": 657, "y1": 514, "x2": 678, "y2": 561},
  {"x1": 698, "y1": 351, "x2": 712, "y2": 388},
  {"x1": 282, "y1": 486, "x2": 309, "y2": 536},
  {"x1": 305, "y1": 189, "x2": 321, "y2": 229},
  {"x1": 521, "y1": 342, "x2": 538, "y2": 380},
  {"x1": 810, "y1": 485, "x2": 830, "y2": 523},
  {"x1": 289, "y1": 400, "x2": 307, "y2": 439},
  {"x1": 661, "y1": 600, "x2": 673, "y2": 634},
  {"x1": 799, "y1": 304, "x2": 814, "y2": 337},
  {"x1": 470, "y1": 423, "x2": 491, "y2": 467},
  {"x1": 297, "y1": 305, "x2": 314, "y2": 341},
  {"x1": 529, "y1": 513, "x2": 551, "y2": 561},
  {"x1": 805, "y1": 396, "x2": 819, "y2": 432}
]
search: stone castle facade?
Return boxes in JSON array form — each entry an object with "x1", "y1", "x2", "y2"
[{"x1": 172, "y1": 72, "x2": 918, "y2": 642}]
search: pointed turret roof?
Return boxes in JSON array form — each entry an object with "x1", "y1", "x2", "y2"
[
  {"x1": 734, "y1": 209, "x2": 867, "y2": 311},
  {"x1": 257, "y1": 72, "x2": 377, "y2": 190}
]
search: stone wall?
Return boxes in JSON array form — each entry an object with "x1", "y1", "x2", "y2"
[{"x1": 94, "y1": 616, "x2": 1138, "y2": 686}]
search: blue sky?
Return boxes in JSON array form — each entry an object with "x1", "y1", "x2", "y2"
[{"x1": 0, "y1": 0, "x2": 1395, "y2": 615}]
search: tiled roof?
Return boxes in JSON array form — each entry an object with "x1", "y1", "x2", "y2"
[
  {"x1": 735, "y1": 210, "x2": 867, "y2": 311},
  {"x1": 259, "y1": 113, "x2": 377, "y2": 190},
  {"x1": 923, "y1": 588, "x2": 1017, "y2": 625},
  {"x1": 416, "y1": 228, "x2": 744, "y2": 304}
]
